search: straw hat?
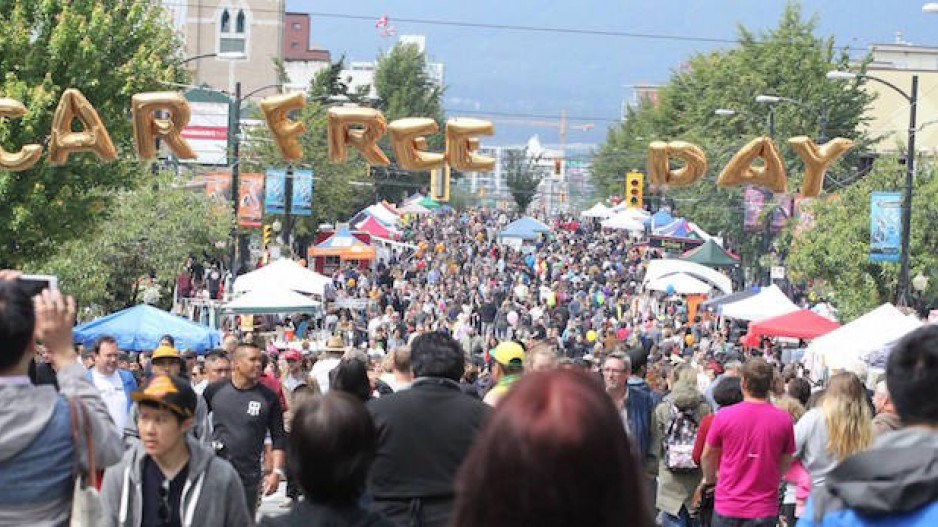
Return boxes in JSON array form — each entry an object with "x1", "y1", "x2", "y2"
[{"x1": 322, "y1": 335, "x2": 346, "y2": 353}]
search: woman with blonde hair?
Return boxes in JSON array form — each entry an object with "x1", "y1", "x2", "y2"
[{"x1": 794, "y1": 372, "x2": 872, "y2": 488}]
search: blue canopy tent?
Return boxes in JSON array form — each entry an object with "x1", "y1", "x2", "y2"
[
  {"x1": 74, "y1": 304, "x2": 221, "y2": 354},
  {"x1": 646, "y1": 210, "x2": 674, "y2": 229},
  {"x1": 654, "y1": 218, "x2": 699, "y2": 239},
  {"x1": 497, "y1": 217, "x2": 552, "y2": 242}
]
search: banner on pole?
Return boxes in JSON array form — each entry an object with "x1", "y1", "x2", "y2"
[
  {"x1": 770, "y1": 195, "x2": 793, "y2": 233},
  {"x1": 291, "y1": 170, "x2": 314, "y2": 216},
  {"x1": 238, "y1": 173, "x2": 264, "y2": 228},
  {"x1": 204, "y1": 170, "x2": 231, "y2": 202},
  {"x1": 870, "y1": 192, "x2": 902, "y2": 263},
  {"x1": 264, "y1": 169, "x2": 286, "y2": 215},
  {"x1": 743, "y1": 186, "x2": 766, "y2": 232}
]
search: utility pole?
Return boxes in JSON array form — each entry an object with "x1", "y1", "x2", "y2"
[{"x1": 228, "y1": 81, "x2": 241, "y2": 279}]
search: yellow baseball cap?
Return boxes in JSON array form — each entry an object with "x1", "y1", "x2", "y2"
[
  {"x1": 492, "y1": 341, "x2": 525, "y2": 366},
  {"x1": 132, "y1": 375, "x2": 196, "y2": 418},
  {"x1": 151, "y1": 345, "x2": 181, "y2": 361}
]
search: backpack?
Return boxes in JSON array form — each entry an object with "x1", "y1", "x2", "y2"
[{"x1": 663, "y1": 404, "x2": 699, "y2": 472}]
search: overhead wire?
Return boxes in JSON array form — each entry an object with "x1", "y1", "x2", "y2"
[{"x1": 157, "y1": 2, "x2": 870, "y2": 52}]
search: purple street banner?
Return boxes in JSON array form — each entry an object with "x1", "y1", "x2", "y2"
[
  {"x1": 870, "y1": 192, "x2": 902, "y2": 263},
  {"x1": 743, "y1": 186, "x2": 766, "y2": 232},
  {"x1": 291, "y1": 170, "x2": 314, "y2": 216},
  {"x1": 770, "y1": 195, "x2": 793, "y2": 233}
]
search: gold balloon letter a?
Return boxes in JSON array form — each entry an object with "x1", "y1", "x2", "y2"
[
  {"x1": 788, "y1": 136, "x2": 854, "y2": 198},
  {"x1": 49, "y1": 89, "x2": 118, "y2": 166},
  {"x1": 0, "y1": 99, "x2": 42, "y2": 171},
  {"x1": 717, "y1": 136, "x2": 787, "y2": 194},
  {"x1": 647, "y1": 141, "x2": 708, "y2": 188}
]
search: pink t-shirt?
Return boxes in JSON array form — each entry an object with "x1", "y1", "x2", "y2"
[{"x1": 706, "y1": 400, "x2": 795, "y2": 519}]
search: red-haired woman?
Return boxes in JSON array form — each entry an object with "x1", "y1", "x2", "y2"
[{"x1": 452, "y1": 369, "x2": 653, "y2": 527}]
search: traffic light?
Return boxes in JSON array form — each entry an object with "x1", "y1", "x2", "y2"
[
  {"x1": 263, "y1": 224, "x2": 272, "y2": 247},
  {"x1": 626, "y1": 172, "x2": 643, "y2": 209},
  {"x1": 553, "y1": 158, "x2": 562, "y2": 177},
  {"x1": 559, "y1": 192, "x2": 566, "y2": 203},
  {"x1": 478, "y1": 186, "x2": 486, "y2": 198}
]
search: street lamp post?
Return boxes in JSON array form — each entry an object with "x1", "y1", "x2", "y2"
[
  {"x1": 228, "y1": 82, "x2": 283, "y2": 276},
  {"x1": 828, "y1": 70, "x2": 918, "y2": 305}
]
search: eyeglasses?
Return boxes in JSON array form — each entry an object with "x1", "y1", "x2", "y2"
[
  {"x1": 602, "y1": 367, "x2": 627, "y2": 374},
  {"x1": 158, "y1": 479, "x2": 171, "y2": 522}
]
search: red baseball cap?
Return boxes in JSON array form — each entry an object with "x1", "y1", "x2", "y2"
[{"x1": 283, "y1": 350, "x2": 302, "y2": 361}]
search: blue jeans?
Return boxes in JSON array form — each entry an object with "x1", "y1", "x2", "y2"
[
  {"x1": 712, "y1": 512, "x2": 777, "y2": 527},
  {"x1": 662, "y1": 506, "x2": 699, "y2": 527}
]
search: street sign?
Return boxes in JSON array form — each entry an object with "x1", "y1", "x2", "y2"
[{"x1": 771, "y1": 266, "x2": 786, "y2": 280}]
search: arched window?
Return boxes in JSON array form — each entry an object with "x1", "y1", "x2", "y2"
[
  {"x1": 220, "y1": 10, "x2": 230, "y2": 32},
  {"x1": 219, "y1": 7, "x2": 246, "y2": 55},
  {"x1": 236, "y1": 10, "x2": 246, "y2": 33}
]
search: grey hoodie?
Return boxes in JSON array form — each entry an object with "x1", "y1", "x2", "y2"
[
  {"x1": 0, "y1": 363, "x2": 123, "y2": 526},
  {"x1": 805, "y1": 427, "x2": 938, "y2": 525},
  {"x1": 100, "y1": 434, "x2": 252, "y2": 527}
]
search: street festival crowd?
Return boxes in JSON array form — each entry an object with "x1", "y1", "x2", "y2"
[{"x1": 1, "y1": 207, "x2": 937, "y2": 527}]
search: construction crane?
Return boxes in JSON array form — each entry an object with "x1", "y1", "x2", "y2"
[{"x1": 483, "y1": 110, "x2": 595, "y2": 152}]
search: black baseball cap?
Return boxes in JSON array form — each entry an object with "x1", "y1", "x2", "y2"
[{"x1": 131, "y1": 375, "x2": 197, "y2": 419}]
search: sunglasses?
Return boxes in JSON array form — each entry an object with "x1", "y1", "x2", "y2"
[{"x1": 158, "y1": 480, "x2": 171, "y2": 523}]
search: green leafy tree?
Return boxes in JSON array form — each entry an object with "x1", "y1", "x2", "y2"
[
  {"x1": 505, "y1": 149, "x2": 545, "y2": 213},
  {"x1": 787, "y1": 157, "x2": 938, "y2": 320},
  {"x1": 372, "y1": 42, "x2": 446, "y2": 201},
  {"x1": 592, "y1": 1, "x2": 873, "y2": 278},
  {"x1": 32, "y1": 172, "x2": 231, "y2": 314},
  {"x1": 0, "y1": 0, "x2": 187, "y2": 268}
]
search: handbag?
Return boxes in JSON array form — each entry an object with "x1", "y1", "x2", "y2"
[{"x1": 68, "y1": 397, "x2": 103, "y2": 527}]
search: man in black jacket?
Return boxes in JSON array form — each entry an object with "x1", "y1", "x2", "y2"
[{"x1": 367, "y1": 332, "x2": 490, "y2": 527}]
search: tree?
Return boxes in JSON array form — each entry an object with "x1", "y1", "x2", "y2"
[
  {"x1": 240, "y1": 62, "x2": 374, "y2": 249},
  {"x1": 505, "y1": 149, "x2": 545, "y2": 213},
  {"x1": 0, "y1": 0, "x2": 188, "y2": 268},
  {"x1": 30, "y1": 172, "x2": 232, "y2": 315},
  {"x1": 372, "y1": 42, "x2": 446, "y2": 201},
  {"x1": 592, "y1": 1, "x2": 873, "y2": 278},
  {"x1": 786, "y1": 156, "x2": 938, "y2": 320}
]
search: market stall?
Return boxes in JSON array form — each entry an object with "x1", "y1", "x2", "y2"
[
  {"x1": 717, "y1": 284, "x2": 799, "y2": 321},
  {"x1": 74, "y1": 304, "x2": 221, "y2": 353},
  {"x1": 233, "y1": 258, "x2": 332, "y2": 296}
]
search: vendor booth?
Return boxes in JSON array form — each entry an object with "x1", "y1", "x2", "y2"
[
  {"x1": 233, "y1": 258, "x2": 332, "y2": 296},
  {"x1": 717, "y1": 284, "x2": 799, "y2": 321},
  {"x1": 74, "y1": 304, "x2": 221, "y2": 353},
  {"x1": 308, "y1": 227, "x2": 377, "y2": 274}
]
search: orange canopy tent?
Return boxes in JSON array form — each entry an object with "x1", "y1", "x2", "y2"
[{"x1": 308, "y1": 227, "x2": 376, "y2": 260}]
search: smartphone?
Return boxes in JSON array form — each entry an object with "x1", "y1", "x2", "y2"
[{"x1": 18, "y1": 275, "x2": 59, "y2": 297}]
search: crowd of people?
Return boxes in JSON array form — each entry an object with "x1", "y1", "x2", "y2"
[{"x1": 1, "y1": 207, "x2": 937, "y2": 527}]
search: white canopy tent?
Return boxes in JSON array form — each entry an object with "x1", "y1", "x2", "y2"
[
  {"x1": 718, "y1": 284, "x2": 799, "y2": 321},
  {"x1": 233, "y1": 258, "x2": 332, "y2": 296},
  {"x1": 363, "y1": 204, "x2": 400, "y2": 226},
  {"x1": 224, "y1": 288, "x2": 321, "y2": 315},
  {"x1": 601, "y1": 213, "x2": 646, "y2": 232},
  {"x1": 580, "y1": 202, "x2": 612, "y2": 219},
  {"x1": 644, "y1": 259, "x2": 734, "y2": 295},
  {"x1": 647, "y1": 273, "x2": 714, "y2": 295},
  {"x1": 806, "y1": 303, "x2": 922, "y2": 371}
]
